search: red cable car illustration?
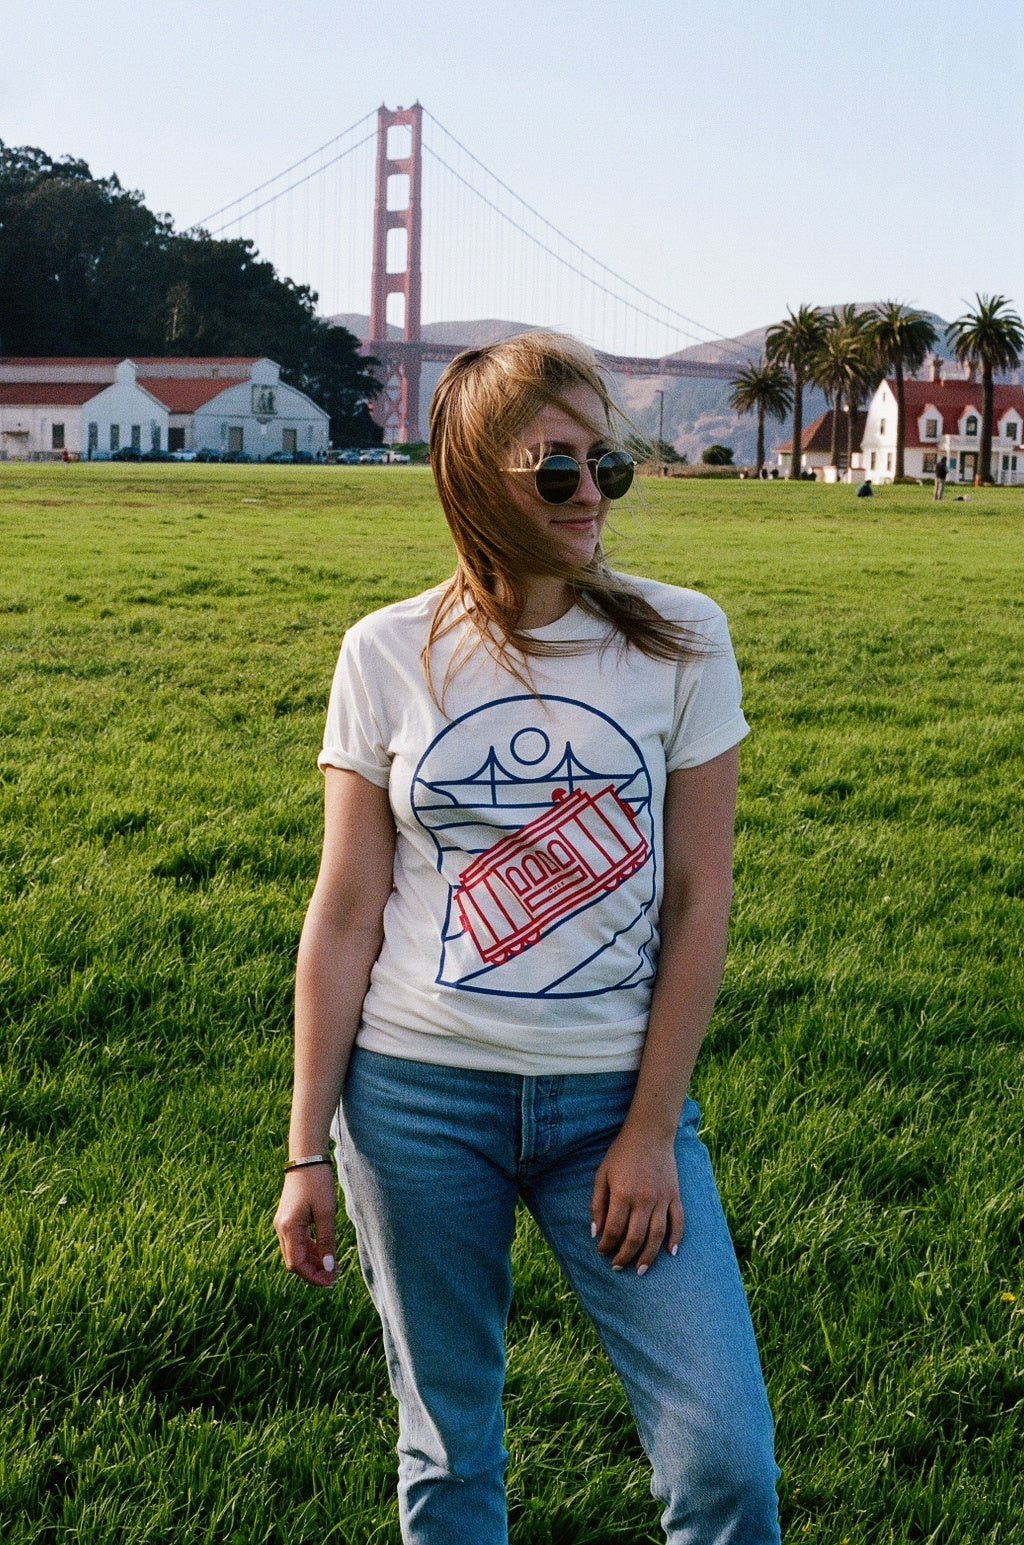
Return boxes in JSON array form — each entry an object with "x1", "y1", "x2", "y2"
[{"x1": 453, "y1": 785, "x2": 650, "y2": 965}]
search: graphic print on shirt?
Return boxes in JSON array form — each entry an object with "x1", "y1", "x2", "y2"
[{"x1": 411, "y1": 695, "x2": 656, "y2": 998}]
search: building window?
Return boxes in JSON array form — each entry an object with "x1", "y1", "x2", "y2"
[
  {"x1": 925, "y1": 418, "x2": 937, "y2": 438},
  {"x1": 252, "y1": 385, "x2": 277, "y2": 416},
  {"x1": 949, "y1": 455, "x2": 957, "y2": 468},
  {"x1": 1005, "y1": 422, "x2": 1019, "y2": 441},
  {"x1": 886, "y1": 453, "x2": 893, "y2": 471},
  {"x1": 966, "y1": 416, "x2": 978, "y2": 435},
  {"x1": 151, "y1": 422, "x2": 161, "y2": 451},
  {"x1": 1003, "y1": 455, "x2": 1010, "y2": 471},
  {"x1": 110, "y1": 424, "x2": 120, "y2": 451},
  {"x1": 51, "y1": 423, "x2": 65, "y2": 450},
  {"x1": 870, "y1": 451, "x2": 877, "y2": 470},
  {"x1": 282, "y1": 428, "x2": 297, "y2": 455},
  {"x1": 880, "y1": 418, "x2": 886, "y2": 435},
  {"x1": 88, "y1": 422, "x2": 98, "y2": 454},
  {"x1": 227, "y1": 426, "x2": 244, "y2": 454},
  {"x1": 131, "y1": 424, "x2": 141, "y2": 450},
  {"x1": 923, "y1": 453, "x2": 937, "y2": 473}
]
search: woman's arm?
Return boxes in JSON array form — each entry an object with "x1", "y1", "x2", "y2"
[
  {"x1": 273, "y1": 767, "x2": 396, "y2": 1287},
  {"x1": 591, "y1": 745, "x2": 739, "y2": 1273}
]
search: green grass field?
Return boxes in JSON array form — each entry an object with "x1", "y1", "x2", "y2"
[{"x1": 1, "y1": 464, "x2": 1022, "y2": 1544}]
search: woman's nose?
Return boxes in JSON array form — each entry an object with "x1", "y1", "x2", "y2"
[{"x1": 570, "y1": 460, "x2": 603, "y2": 505}]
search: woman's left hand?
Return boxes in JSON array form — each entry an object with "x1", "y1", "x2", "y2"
[{"x1": 590, "y1": 1125, "x2": 684, "y2": 1274}]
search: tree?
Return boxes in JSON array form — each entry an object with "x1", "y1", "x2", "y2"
[
  {"x1": 0, "y1": 141, "x2": 175, "y2": 355},
  {"x1": 765, "y1": 305, "x2": 827, "y2": 480},
  {"x1": 946, "y1": 294, "x2": 1024, "y2": 484},
  {"x1": 729, "y1": 357, "x2": 793, "y2": 476},
  {"x1": 864, "y1": 301, "x2": 938, "y2": 481},
  {"x1": 702, "y1": 443, "x2": 734, "y2": 465},
  {"x1": 811, "y1": 306, "x2": 874, "y2": 472}
]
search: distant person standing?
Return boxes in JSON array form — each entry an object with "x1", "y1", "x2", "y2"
[{"x1": 933, "y1": 455, "x2": 948, "y2": 501}]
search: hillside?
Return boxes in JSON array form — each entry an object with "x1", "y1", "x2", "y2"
[{"x1": 329, "y1": 309, "x2": 1018, "y2": 463}]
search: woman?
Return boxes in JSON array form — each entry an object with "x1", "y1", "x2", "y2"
[{"x1": 274, "y1": 333, "x2": 781, "y2": 1543}]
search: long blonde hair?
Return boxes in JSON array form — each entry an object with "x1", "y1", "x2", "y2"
[{"x1": 425, "y1": 331, "x2": 700, "y2": 697}]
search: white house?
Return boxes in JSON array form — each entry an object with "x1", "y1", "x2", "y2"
[
  {"x1": 0, "y1": 356, "x2": 330, "y2": 461},
  {"x1": 859, "y1": 368, "x2": 1024, "y2": 485},
  {"x1": 777, "y1": 409, "x2": 866, "y2": 479}
]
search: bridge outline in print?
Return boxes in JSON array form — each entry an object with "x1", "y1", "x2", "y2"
[{"x1": 410, "y1": 695, "x2": 658, "y2": 999}]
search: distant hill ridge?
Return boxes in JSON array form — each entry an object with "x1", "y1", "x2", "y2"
[{"x1": 329, "y1": 309, "x2": 1020, "y2": 461}]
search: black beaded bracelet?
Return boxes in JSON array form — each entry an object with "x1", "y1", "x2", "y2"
[{"x1": 283, "y1": 1154, "x2": 332, "y2": 1172}]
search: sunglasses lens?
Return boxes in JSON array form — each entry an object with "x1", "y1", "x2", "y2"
[
  {"x1": 595, "y1": 451, "x2": 634, "y2": 500},
  {"x1": 534, "y1": 455, "x2": 581, "y2": 504}
]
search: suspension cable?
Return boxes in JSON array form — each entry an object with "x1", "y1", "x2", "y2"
[
  {"x1": 422, "y1": 145, "x2": 733, "y2": 355},
  {"x1": 199, "y1": 131, "x2": 377, "y2": 236},
  {"x1": 423, "y1": 108, "x2": 746, "y2": 356},
  {"x1": 191, "y1": 108, "x2": 377, "y2": 230}
]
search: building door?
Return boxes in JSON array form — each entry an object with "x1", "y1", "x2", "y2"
[
  {"x1": 168, "y1": 427, "x2": 185, "y2": 453},
  {"x1": 282, "y1": 428, "x2": 297, "y2": 456},
  {"x1": 960, "y1": 452, "x2": 977, "y2": 483},
  {"x1": 227, "y1": 426, "x2": 243, "y2": 455}
]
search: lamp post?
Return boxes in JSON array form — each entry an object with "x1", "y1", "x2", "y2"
[{"x1": 655, "y1": 389, "x2": 665, "y2": 477}]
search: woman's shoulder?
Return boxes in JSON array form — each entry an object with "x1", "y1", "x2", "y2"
[
  {"x1": 612, "y1": 572, "x2": 728, "y2": 631},
  {"x1": 341, "y1": 584, "x2": 446, "y2": 651}
]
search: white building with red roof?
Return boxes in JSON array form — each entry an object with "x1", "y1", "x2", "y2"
[
  {"x1": 0, "y1": 356, "x2": 329, "y2": 461},
  {"x1": 859, "y1": 364, "x2": 1024, "y2": 485},
  {"x1": 777, "y1": 409, "x2": 867, "y2": 479}
]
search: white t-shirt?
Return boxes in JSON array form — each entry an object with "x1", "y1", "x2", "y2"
[{"x1": 318, "y1": 576, "x2": 748, "y2": 1075}]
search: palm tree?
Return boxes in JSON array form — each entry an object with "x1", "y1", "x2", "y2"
[
  {"x1": 729, "y1": 357, "x2": 793, "y2": 476},
  {"x1": 765, "y1": 305, "x2": 827, "y2": 479},
  {"x1": 864, "y1": 302, "x2": 938, "y2": 481},
  {"x1": 811, "y1": 306, "x2": 872, "y2": 472},
  {"x1": 946, "y1": 294, "x2": 1024, "y2": 484}
]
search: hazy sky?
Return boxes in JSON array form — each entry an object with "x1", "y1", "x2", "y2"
[{"x1": 5, "y1": 0, "x2": 1022, "y2": 348}]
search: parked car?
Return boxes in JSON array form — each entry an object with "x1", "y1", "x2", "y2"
[
  {"x1": 384, "y1": 450, "x2": 411, "y2": 464},
  {"x1": 141, "y1": 449, "x2": 172, "y2": 462},
  {"x1": 335, "y1": 449, "x2": 360, "y2": 464},
  {"x1": 293, "y1": 449, "x2": 317, "y2": 464},
  {"x1": 264, "y1": 451, "x2": 294, "y2": 464},
  {"x1": 111, "y1": 445, "x2": 142, "y2": 461},
  {"x1": 358, "y1": 448, "x2": 387, "y2": 464},
  {"x1": 170, "y1": 450, "x2": 198, "y2": 462},
  {"x1": 195, "y1": 448, "x2": 222, "y2": 462},
  {"x1": 221, "y1": 451, "x2": 253, "y2": 463}
]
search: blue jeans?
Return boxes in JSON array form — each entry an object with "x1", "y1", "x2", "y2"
[{"x1": 334, "y1": 1048, "x2": 781, "y2": 1544}]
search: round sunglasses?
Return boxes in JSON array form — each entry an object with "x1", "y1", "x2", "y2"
[{"x1": 509, "y1": 450, "x2": 635, "y2": 505}]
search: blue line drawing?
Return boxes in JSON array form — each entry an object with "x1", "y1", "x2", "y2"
[{"x1": 411, "y1": 695, "x2": 656, "y2": 998}]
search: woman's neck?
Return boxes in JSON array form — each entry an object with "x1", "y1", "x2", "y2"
[{"x1": 518, "y1": 575, "x2": 575, "y2": 630}]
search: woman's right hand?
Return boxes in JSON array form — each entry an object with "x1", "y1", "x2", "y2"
[{"x1": 274, "y1": 1164, "x2": 339, "y2": 1288}]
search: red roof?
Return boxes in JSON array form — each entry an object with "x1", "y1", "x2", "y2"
[
  {"x1": 0, "y1": 355, "x2": 259, "y2": 367},
  {"x1": 0, "y1": 382, "x2": 102, "y2": 406},
  {"x1": 779, "y1": 409, "x2": 866, "y2": 455},
  {"x1": 897, "y1": 379, "x2": 1024, "y2": 447},
  {"x1": 142, "y1": 378, "x2": 236, "y2": 412}
]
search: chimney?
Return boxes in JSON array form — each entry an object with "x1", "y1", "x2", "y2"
[{"x1": 929, "y1": 354, "x2": 941, "y2": 383}]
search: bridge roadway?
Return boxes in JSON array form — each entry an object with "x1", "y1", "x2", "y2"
[{"x1": 361, "y1": 338, "x2": 738, "y2": 381}]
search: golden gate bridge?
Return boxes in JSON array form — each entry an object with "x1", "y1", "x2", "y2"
[{"x1": 194, "y1": 104, "x2": 747, "y2": 443}]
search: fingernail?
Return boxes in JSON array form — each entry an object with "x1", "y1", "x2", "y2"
[
  {"x1": 590, "y1": 1222, "x2": 598, "y2": 1239},
  {"x1": 612, "y1": 1263, "x2": 623, "y2": 1272},
  {"x1": 322, "y1": 1254, "x2": 335, "y2": 1273},
  {"x1": 636, "y1": 1263, "x2": 648, "y2": 1277},
  {"x1": 669, "y1": 1244, "x2": 678, "y2": 1257}
]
